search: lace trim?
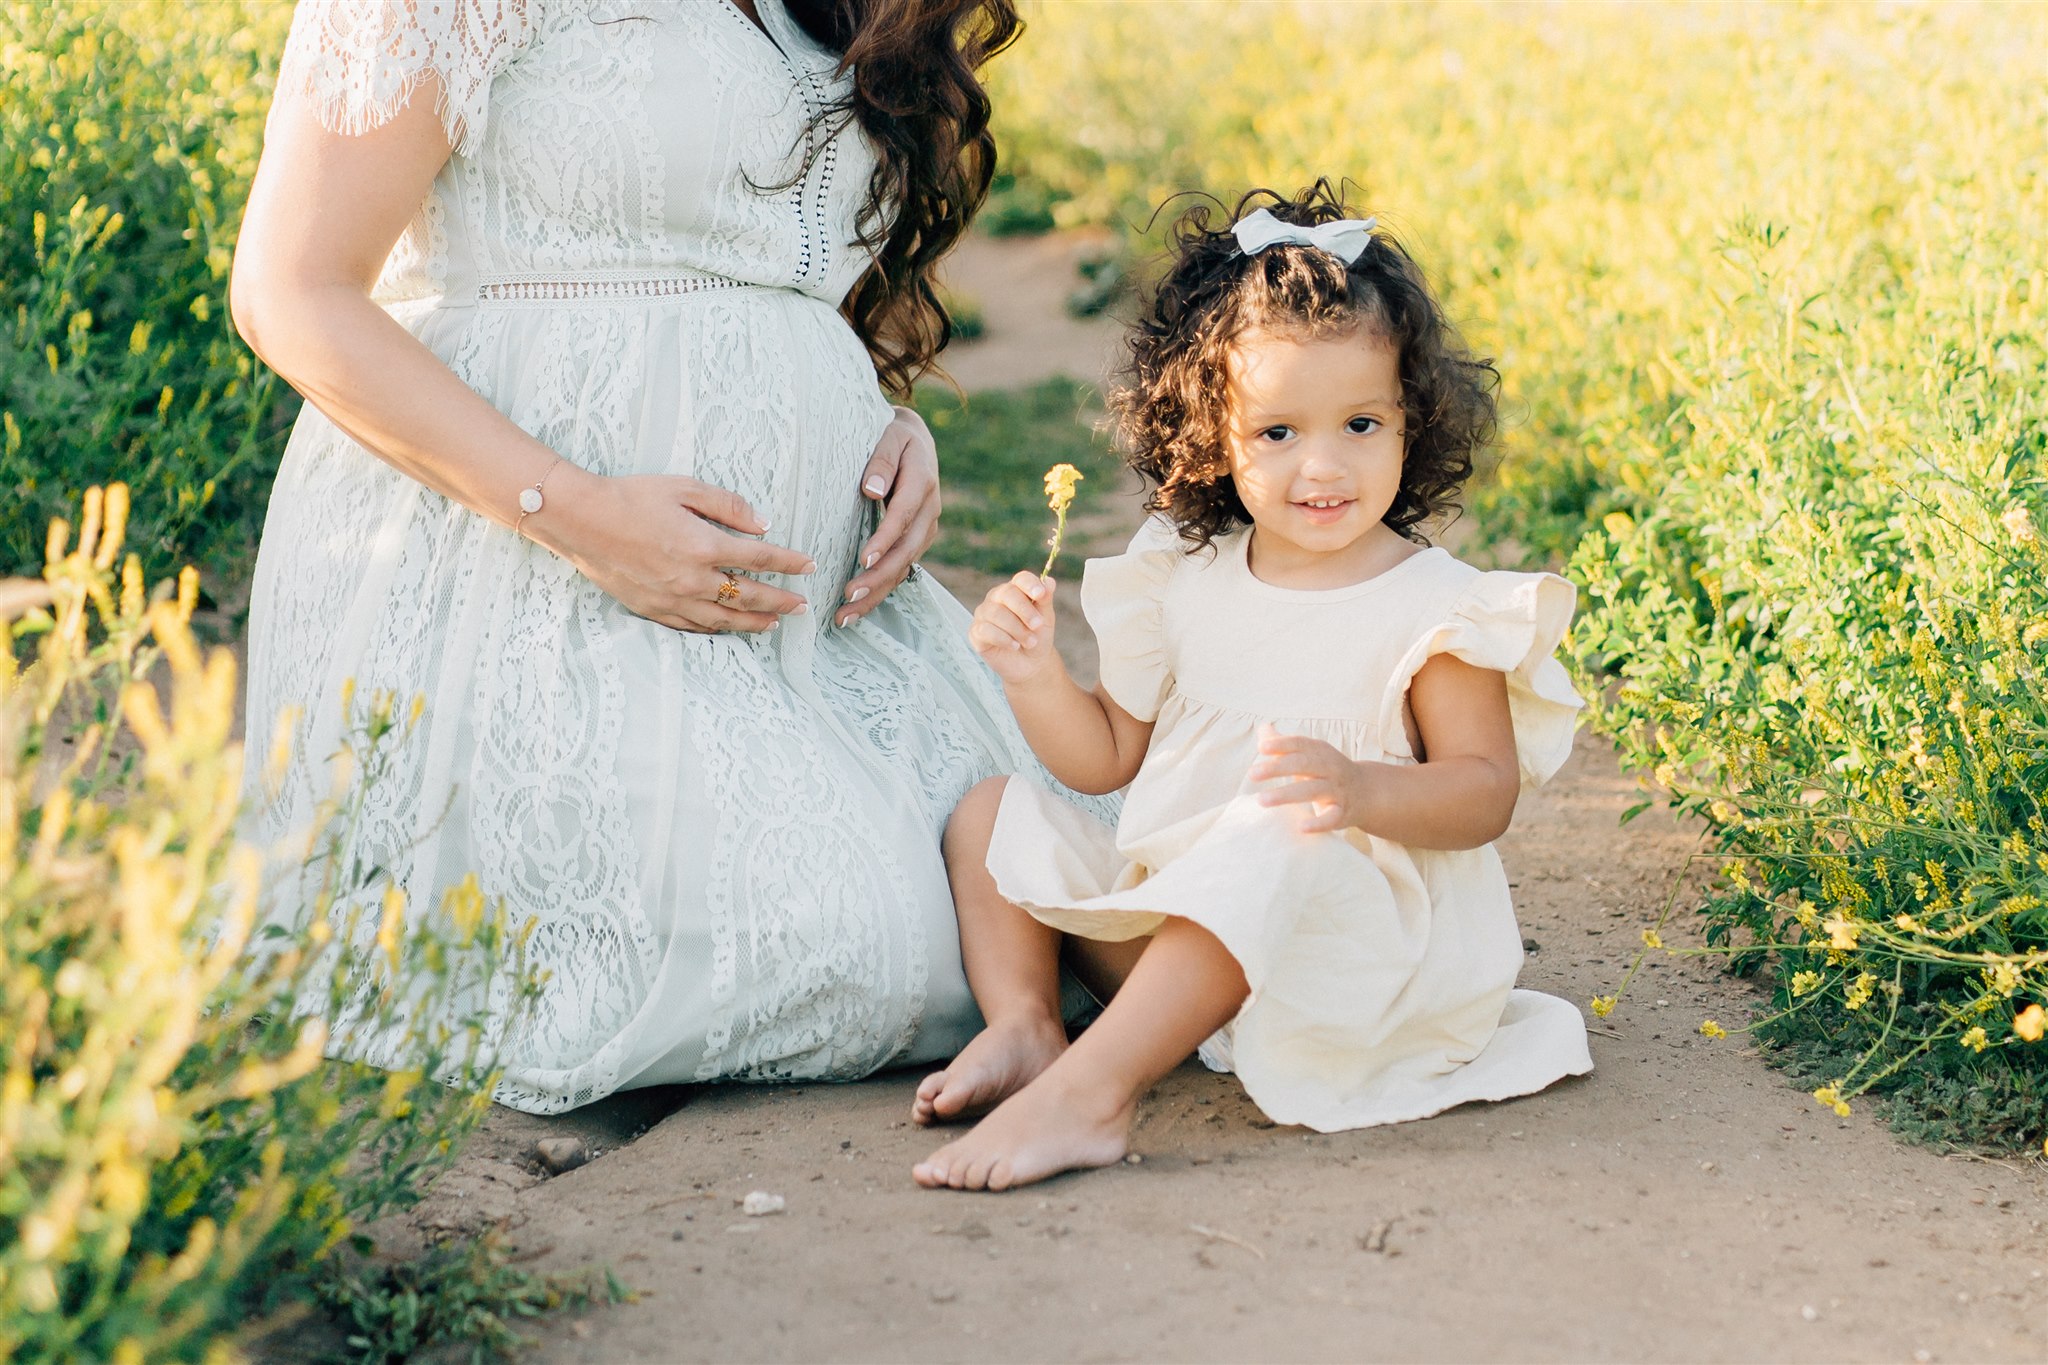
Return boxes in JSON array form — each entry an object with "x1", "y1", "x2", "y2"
[{"x1": 475, "y1": 272, "x2": 759, "y2": 302}]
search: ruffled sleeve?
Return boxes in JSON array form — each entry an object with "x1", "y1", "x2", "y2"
[
  {"x1": 1382, "y1": 570, "x2": 1584, "y2": 789},
  {"x1": 1078, "y1": 517, "x2": 1184, "y2": 722},
  {"x1": 275, "y1": 0, "x2": 538, "y2": 158}
]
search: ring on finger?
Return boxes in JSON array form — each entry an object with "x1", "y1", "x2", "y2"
[{"x1": 714, "y1": 572, "x2": 742, "y2": 605}]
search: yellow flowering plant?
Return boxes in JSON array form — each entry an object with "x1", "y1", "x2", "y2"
[
  {"x1": 1040, "y1": 462, "x2": 1084, "y2": 578},
  {"x1": 0, "y1": 490, "x2": 538, "y2": 1362},
  {"x1": 1, "y1": 0, "x2": 293, "y2": 587}
]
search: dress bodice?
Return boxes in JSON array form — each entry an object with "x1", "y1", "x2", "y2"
[
  {"x1": 1079, "y1": 521, "x2": 1583, "y2": 868},
  {"x1": 278, "y1": 0, "x2": 881, "y2": 309}
]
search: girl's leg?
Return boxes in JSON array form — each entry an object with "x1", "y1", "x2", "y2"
[
  {"x1": 913, "y1": 777, "x2": 1073, "y2": 1125},
  {"x1": 913, "y1": 915, "x2": 1249, "y2": 1191}
]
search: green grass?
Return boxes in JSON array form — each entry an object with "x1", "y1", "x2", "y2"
[{"x1": 918, "y1": 378, "x2": 1125, "y2": 575}]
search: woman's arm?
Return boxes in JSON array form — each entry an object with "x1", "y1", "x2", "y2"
[
  {"x1": 230, "y1": 78, "x2": 815, "y2": 633},
  {"x1": 969, "y1": 572, "x2": 1153, "y2": 795},
  {"x1": 1251, "y1": 653, "x2": 1520, "y2": 849}
]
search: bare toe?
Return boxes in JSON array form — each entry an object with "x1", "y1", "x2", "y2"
[{"x1": 911, "y1": 1070, "x2": 948, "y2": 1126}]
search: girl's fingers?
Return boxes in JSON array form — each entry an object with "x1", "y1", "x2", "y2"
[
  {"x1": 1010, "y1": 570, "x2": 1051, "y2": 600},
  {"x1": 1248, "y1": 754, "x2": 1334, "y2": 783},
  {"x1": 990, "y1": 582, "x2": 1047, "y2": 630},
  {"x1": 969, "y1": 616, "x2": 1030, "y2": 655},
  {"x1": 1257, "y1": 777, "x2": 1337, "y2": 808},
  {"x1": 1296, "y1": 800, "x2": 1347, "y2": 833}
]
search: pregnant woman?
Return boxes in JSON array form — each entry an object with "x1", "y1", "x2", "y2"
[{"x1": 230, "y1": 0, "x2": 1042, "y2": 1113}]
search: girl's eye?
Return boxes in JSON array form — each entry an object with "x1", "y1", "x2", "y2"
[
  {"x1": 1258, "y1": 425, "x2": 1294, "y2": 443},
  {"x1": 1347, "y1": 416, "x2": 1381, "y2": 435}
]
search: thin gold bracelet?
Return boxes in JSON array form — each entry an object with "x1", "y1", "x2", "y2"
[{"x1": 514, "y1": 457, "x2": 565, "y2": 539}]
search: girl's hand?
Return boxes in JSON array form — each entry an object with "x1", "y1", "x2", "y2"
[
  {"x1": 1249, "y1": 726, "x2": 1379, "y2": 834},
  {"x1": 542, "y1": 466, "x2": 816, "y2": 634},
  {"x1": 839, "y1": 405, "x2": 942, "y2": 628},
  {"x1": 968, "y1": 572, "x2": 1061, "y2": 686}
]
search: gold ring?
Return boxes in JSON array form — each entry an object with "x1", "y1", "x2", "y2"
[{"x1": 715, "y1": 573, "x2": 742, "y2": 605}]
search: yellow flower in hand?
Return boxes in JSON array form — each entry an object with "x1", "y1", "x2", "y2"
[{"x1": 1040, "y1": 462, "x2": 1084, "y2": 577}]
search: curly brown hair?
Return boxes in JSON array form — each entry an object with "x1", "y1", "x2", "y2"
[
  {"x1": 785, "y1": 0, "x2": 1021, "y2": 398},
  {"x1": 1110, "y1": 181, "x2": 1499, "y2": 551}
]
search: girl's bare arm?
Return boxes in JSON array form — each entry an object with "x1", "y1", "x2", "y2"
[
  {"x1": 968, "y1": 572, "x2": 1153, "y2": 794},
  {"x1": 1251, "y1": 653, "x2": 1520, "y2": 849}
]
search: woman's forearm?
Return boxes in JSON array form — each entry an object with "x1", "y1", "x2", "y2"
[{"x1": 230, "y1": 281, "x2": 604, "y2": 554}]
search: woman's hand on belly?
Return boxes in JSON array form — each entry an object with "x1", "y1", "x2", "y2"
[
  {"x1": 537, "y1": 466, "x2": 818, "y2": 634},
  {"x1": 837, "y1": 405, "x2": 942, "y2": 628}
]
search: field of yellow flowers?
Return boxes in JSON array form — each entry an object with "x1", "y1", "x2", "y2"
[{"x1": 988, "y1": 0, "x2": 2047, "y2": 1146}]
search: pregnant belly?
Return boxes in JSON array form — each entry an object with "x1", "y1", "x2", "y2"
[{"x1": 410, "y1": 288, "x2": 894, "y2": 571}]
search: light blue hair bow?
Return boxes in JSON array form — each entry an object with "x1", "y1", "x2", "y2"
[{"x1": 1231, "y1": 208, "x2": 1379, "y2": 264}]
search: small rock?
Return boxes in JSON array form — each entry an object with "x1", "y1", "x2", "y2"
[
  {"x1": 1800, "y1": 1305, "x2": 1820, "y2": 1322},
  {"x1": 671, "y1": 1230, "x2": 685, "y2": 1241},
  {"x1": 741, "y1": 1190, "x2": 786, "y2": 1216},
  {"x1": 1700, "y1": 1161, "x2": 1717, "y2": 1173},
  {"x1": 930, "y1": 1287, "x2": 957, "y2": 1304},
  {"x1": 1123, "y1": 1152, "x2": 1143, "y2": 1165},
  {"x1": 1522, "y1": 937, "x2": 1541, "y2": 952},
  {"x1": 535, "y1": 1137, "x2": 590, "y2": 1175}
]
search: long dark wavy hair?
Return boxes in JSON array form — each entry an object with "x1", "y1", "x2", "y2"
[
  {"x1": 1111, "y1": 181, "x2": 1499, "y2": 551},
  {"x1": 783, "y1": 0, "x2": 1020, "y2": 398}
]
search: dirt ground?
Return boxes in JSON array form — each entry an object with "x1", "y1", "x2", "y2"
[{"x1": 291, "y1": 234, "x2": 2046, "y2": 1363}]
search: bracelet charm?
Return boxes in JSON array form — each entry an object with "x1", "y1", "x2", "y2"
[{"x1": 515, "y1": 458, "x2": 564, "y2": 537}]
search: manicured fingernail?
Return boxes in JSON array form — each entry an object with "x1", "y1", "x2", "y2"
[
  {"x1": 837, "y1": 613, "x2": 852, "y2": 628},
  {"x1": 1028, "y1": 615, "x2": 1044, "y2": 629},
  {"x1": 865, "y1": 552, "x2": 879, "y2": 569},
  {"x1": 847, "y1": 586, "x2": 870, "y2": 604},
  {"x1": 768, "y1": 619, "x2": 780, "y2": 631},
  {"x1": 863, "y1": 475, "x2": 889, "y2": 497},
  {"x1": 791, "y1": 602, "x2": 809, "y2": 615},
  {"x1": 758, "y1": 520, "x2": 771, "y2": 532},
  {"x1": 800, "y1": 559, "x2": 817, "y2": 574}
]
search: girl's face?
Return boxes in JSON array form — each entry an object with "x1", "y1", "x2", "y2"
[{"x1": 1223, "y1": 326, "x2": 1407, "y2": 583}]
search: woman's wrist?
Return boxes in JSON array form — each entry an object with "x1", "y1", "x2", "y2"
[{"x1": 518, "y1": 460, "x2": 605, "y2": 560}]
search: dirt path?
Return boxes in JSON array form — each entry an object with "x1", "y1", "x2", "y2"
[{"x1": 344, "y1": 235, "x2": 2044, "y2": 1363}]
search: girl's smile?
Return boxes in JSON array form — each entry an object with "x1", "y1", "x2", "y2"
[{"x1": 1225, "y1": 327, "x2": 1413, "y2": 589}]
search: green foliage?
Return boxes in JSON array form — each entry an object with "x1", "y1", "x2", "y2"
[
  {"x1": 0, "y1": 1, "x2": 295, "y2": 587},
  {"x1": 1568, "y1": 209, "x2": 2048, "y2": 1150},
  {"x1": 918, "y1": 379, "x2": 1125, "y2": 575},
  {"x1": 0, "y1": 488, "x2": 540, "y2": 1362},
  {"x1": 317, "y1": 1235, "x2": 630, "y2": 1365}
]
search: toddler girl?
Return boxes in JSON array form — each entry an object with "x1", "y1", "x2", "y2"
[{"x1": 913, "y1": 183, "x2": 1592, "y2": 1191}]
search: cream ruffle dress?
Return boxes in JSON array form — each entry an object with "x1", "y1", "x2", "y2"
[{"x1": 986, "y1": 521, "x2": 1595, "y2": 1132}]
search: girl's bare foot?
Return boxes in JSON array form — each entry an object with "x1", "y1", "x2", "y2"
[
  {"x1": 911, "y1": 1072, "x2": 1134, "y2": 1191},
  {"x1": 912, "y1": 1013, "x2": 1069, "y2": 1126}
]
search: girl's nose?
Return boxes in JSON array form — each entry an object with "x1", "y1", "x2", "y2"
[{"x1": 1298, "y1": 441, "x2": 1345, "y2": 477}]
